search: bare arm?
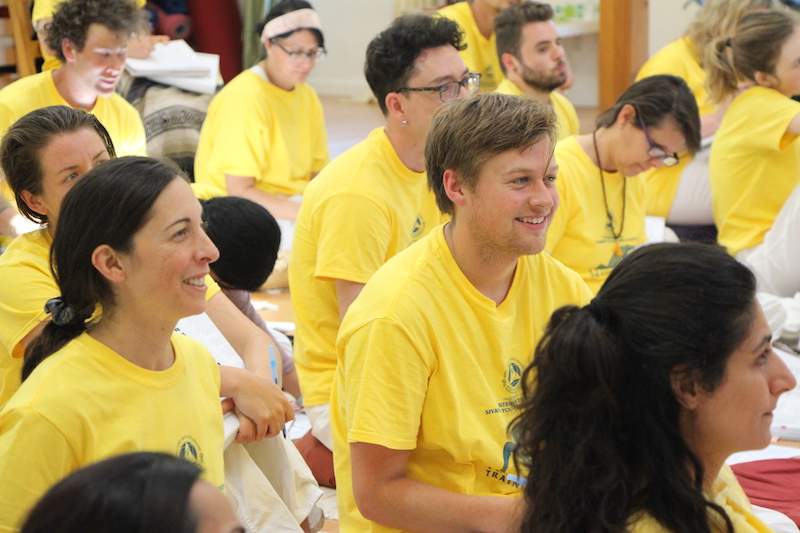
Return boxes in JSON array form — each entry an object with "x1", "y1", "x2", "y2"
[
  {"x1": 351, "y1": 442, "x2": 522, "y2": 533},
  {"x1": 788, "y1": 112, "x2": 800, "y2": 137},
  {"x1": 335, "y1": 279, "x2": 365, "y2": 321},
  {"x1": 0, "y1": 205, "x2": 16, "y2": 238},
  {"x1": 218, "y1": 366, "x2": 293, "y2": 440},
  {"x1": 225, "y1": 174, "x2": 300, "y2": 220}
]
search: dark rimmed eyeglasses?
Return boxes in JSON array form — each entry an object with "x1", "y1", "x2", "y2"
[
  {"x1": 635, "y1": 108, "x2": 680, "y2": 167},
  {"x1": 396, "y1": 72, "x2": 481, "y2": 103},
  {"x1": 272, "y1": 41, "x2": 326, "y2": 62}
]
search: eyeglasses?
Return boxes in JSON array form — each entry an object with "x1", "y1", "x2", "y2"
[
  {"x1": 272, "y1": 41, "x2": 326, "y2": 62},
  {"x1": 396, "y1": 72, "x2": 481, "y2": 103},
  {"x1": 635, "y1": 109, "x2": 679, "y2": 167}
]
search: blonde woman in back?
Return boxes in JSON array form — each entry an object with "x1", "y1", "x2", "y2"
[
  {"x1": 706, "y1": 8, "x2": 800, "y2": 296},
  {"x1": 636, "y1": 0, "x2": 772, "y2": 225}
]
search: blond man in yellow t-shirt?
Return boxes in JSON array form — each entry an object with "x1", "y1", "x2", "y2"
[
  {"x1": 437, "y1": 0, "x2": 520, "y2": 91},
  {"x1": 494, "y1": 2, "x2": 579, "y2": 140},
  {"x1": 331, "y1": 94, "x2": 591, "y2": 532},
  {"x1": 289, "y1": 14, "x2": 473, "y2": 462},
  {"x1": 0, "y1": 0, "x2": 146, "y2": 204}
]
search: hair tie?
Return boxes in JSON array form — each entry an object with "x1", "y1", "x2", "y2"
[
  {"x1": 585, "y1": 299, "x2": 609, "y2": 324},
  {"x1": 44, "y1": 297, "x2": 82, "y2": 327}
]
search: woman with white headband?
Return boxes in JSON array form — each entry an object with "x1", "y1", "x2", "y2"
[{"x1": 193, "y1": 0, "x2": 328, "y2": 226}]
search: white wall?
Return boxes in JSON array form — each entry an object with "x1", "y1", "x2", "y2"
[{"x1": 648, "y1": 1, "x2": 700, "y2": 55}]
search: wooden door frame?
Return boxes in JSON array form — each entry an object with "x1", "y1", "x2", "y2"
[{"x1": 598, "y1": 0, "x2": 649, "y2": 110}]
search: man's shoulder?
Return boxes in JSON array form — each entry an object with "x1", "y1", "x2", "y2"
[{"x1": 0, "y1": 73, "x2": 51, "y2": 115}]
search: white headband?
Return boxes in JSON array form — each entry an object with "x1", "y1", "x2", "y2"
[{"x1": 262, "y1": 8, "x2": 322, "y2": 43}]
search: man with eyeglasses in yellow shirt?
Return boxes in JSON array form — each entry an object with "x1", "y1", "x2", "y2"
[{"x1": 289, "y1": 14, "x2": 477, "y2": 484}]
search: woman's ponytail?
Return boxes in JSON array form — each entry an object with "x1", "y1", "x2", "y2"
[{"x1": 22, "y1": 298, "x2": 93, "y2": 381}]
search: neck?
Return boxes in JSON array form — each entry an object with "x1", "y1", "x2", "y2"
[
  {"x1": 578, "y1": 128, "x2": 617, "y2": 172},
  {"x1": 51, "y1": 66, "x2": 98, "y2": 110},
  {"x1": 680, "y1": 415, "x2": 726, "y2": 493},
  {"x1": 469, "y1": 0, "x2": 497, "y2": 39},
  {"x1": 508, "y1": 73, "x2": 551, "y2": 104},
  {"x1": 261, "y1": 59, "x2": 295, "y2": 91},
  {"x1": 445, "y1": 221, "x2": 518, "y2": 305},
  {"x1": 384, "y1": 123, "x2": 426, "y2": 172},
  {"x1": 89, "y1": 302, "x2": 176, "y2": 371}
]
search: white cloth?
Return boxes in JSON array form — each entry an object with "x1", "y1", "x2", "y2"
[
  {"x1": 737, "y1": 185, "x2": 800, "y2": 297},
  {"x1": 667, "y1": 145, "x2": 714, "y2": 225},
  {"x1": 306, "y1": 403, "x2": 333, "y2": 450}
]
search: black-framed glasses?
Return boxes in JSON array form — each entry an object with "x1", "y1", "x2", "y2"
[
  {"x1": 272, "y1": 40, "x2": 326, "y2": 62},
  {"x1": 635, "y1": 108, "x2": 679, "y2": 167},
  {"x1": 396, "y1": 72, "x2": 481, "y2": 103}
]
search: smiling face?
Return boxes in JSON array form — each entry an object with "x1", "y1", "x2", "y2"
[
  {"x1": 458, "y1": 137, "x2": 558, "y2": 258},
  {"x1": 63, "y1": 23, "x2": 129, "y2": 96},
  {"x1": 265, "y1": 29, "x2": 322, "y2": 87},
  {"x1": 22, "y1": 127, "x2": 111, "y2": 229},
  {"x1": 115, "y1": 178, "x2": 220, "y2": 322},
  {"x1": 684, "y1": 302, "x2": 797, "y2": 458},
  {"x1": 511, "y1": 21, "x2": 567, "y2": 93}
]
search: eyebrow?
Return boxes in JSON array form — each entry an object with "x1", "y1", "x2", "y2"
[
  {"x1": 427, "y1": 68, "x2": 469, "y2": 85},
  {"x1": 165, "y1": 217, "x2": 190, "y2": 231},
  {"x1": 57, "y1": 150, "x2": 108, "y2": 174},
  {"x1": 752, "y1": 334, "x2": 773, "y2": 353}
]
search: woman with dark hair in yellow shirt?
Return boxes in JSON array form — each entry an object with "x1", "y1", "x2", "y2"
[
  {"x1": 546, "y1": 75, "x2": 701, "y2": 293},
  {"x1": 706, "y1": 8, "x2": 800, "y2": 297},
  {"x1": 0, "y1": 156, "x2": 254, "y2": 529},
  {"x1": 514, "y1": 242, "x2": 796, "y2": 532}
]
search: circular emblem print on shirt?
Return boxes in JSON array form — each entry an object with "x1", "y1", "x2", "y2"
[
  {"x1": 177, "y1": 436, "x2": 204, "y2": 466},
  {"x1": 503, "y1": 359, "x2": 523, "y2": 393}
]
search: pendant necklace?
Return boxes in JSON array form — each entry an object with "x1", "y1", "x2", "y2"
[{"x1": 592, "y1": 130, "x2": 626, "y2": 257}]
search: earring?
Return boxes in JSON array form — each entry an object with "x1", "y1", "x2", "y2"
[{"x1": 401, "y1": 119, "x2": 409, "y2": 126}]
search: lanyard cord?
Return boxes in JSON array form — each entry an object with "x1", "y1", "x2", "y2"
[{"x1": 592, "y1": 130, "x2": 626, "y2": 241}]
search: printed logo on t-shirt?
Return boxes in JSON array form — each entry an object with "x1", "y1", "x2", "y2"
[
  {"x1": 411, "y1": 215, "x2": 425, "y2": 241},
  {"x1": 177, "y1": 436, "x2": 204, "y2": 466},
  {"x1": 483, "y1": 440, "x2": 523, "y2": 488},
  {"x1": 502, "y1": 359, "x2": 523, "y2": 393}
]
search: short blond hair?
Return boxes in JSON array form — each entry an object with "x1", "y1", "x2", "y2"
[
  {"x1": 686, "y1": 0, "x2": 773, "y2": 64},
  {"x1": 425, "y1": 93, "x2": 555, "y2": 215}
]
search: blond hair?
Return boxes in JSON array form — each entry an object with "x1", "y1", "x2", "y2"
[
  {"x1": 705, "y1": 8, "x2": 798, "y2": 103},
  {"x1": 686, "y1": 0, "x2": 773, "y2": 64},
  {"x1": 425, "y1": 93, "x2": 555, "y2": 216}
]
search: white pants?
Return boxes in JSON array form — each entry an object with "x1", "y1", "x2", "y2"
[
  {"x1": 667, "y1": 146, "x2": 714, "y2": 225},
  {"x1": 306, "y1": 403, "x2": 334, "y2": 451},
  {"x1": 737, "y1": 185, "x2": 800, "y2": 297}
]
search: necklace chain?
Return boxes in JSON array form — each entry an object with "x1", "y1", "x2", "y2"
[{"x1": 592, "y1": 130, "x2": 626, "y2": 241}]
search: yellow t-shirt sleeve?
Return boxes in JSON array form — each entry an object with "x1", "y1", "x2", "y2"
[
  {"x1": 310, "y1": 92, "x2": 329, "y2": 174},
  {"x1": 205, "y1": 274, "x2": 221, "y2": 302},
  {"x1": 747, "y1": 96, "x2": 800, "y2": 151},
  {"x1": 343, "y1": 318, "x2": 432, "y2": 450},
  {"x1": 0, "y1": 267, "x2": 54, "y2": 359},
  {"x1": 0, "y1": 408, "x2": 77, "y2": 531},
  {"x1": 313, "y1": 194, "x2": 393, "y2": 284}
]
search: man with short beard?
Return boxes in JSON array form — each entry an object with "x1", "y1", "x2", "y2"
[{"x1": 495, "y1": 1, "x2": 580, "y2": 140}]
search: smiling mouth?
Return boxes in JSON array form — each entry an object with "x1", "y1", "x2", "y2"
[
  {"x1": 516, "y1": 215, "x2": 547, "y2": 225},
  {"x1": 182, "y1": 276, "x2": 207, "y2": 289}
]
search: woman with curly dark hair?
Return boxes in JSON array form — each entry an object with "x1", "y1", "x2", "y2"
[{"x1": 513, "y1": 242, "x2": 796, "y2": 532}]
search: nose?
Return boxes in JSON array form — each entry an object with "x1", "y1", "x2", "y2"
[
  {"x1": 530, "y1": 178, "x2": 556, "y2": 211},
  {"x1": 771, "y1": 355, "x2": 798, "y2": 396},
  {"x1": 198, "y1": 228, "x2": 220, "y2": 264}
]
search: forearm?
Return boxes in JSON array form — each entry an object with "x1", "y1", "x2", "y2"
[
  {"x1": 0, "y1": 205, "x2": 16, "y2": 237},
  {"x1": 233, "y1": 186, "x2": 300, "y2": 220},
  {"x1": 206, "y1": 292, "x2": 272, "y2": 379},
  {"x1": 360, "y1": 476, "x2": 520, "y2": 533}
]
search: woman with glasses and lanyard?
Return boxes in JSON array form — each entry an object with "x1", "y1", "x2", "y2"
[
  {"x1": 193, "y1": 0, "x2": 328, "y2": 230},
  {"x1": 546, "y1": 75, "x2": 701, "y2": 294},
  {"x1": 707, "y1": 8, "x2": 800, "y2": 298}
]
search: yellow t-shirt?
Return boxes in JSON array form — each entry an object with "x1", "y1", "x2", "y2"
[
  {"x1": 636, "y1": 37, "x2": 709, "y2": 218},
  {"x1": 289, "y1": 128, "x2": 442, "y2": 407},
  {"x1": 628, "y1": 465, "x2": 770, "y2": 532},
  {"x1": 193, "y1": 66, "x2": 329, "y2": 199},
  {"x1": 547, "y1": 136, "x2": 647, "y2": 294},
  {"x1": 438, "y1": 1, "x2": 502, "y2": 91},
  {"x1": 710, "y1": 86, "x2": 800, "y2": 256},
  {"x1": 495, "y1": 78, "x2": 579, "y2": 140},
  {"x1": 331, "y1": 226, "x2": 591, "y2": 532},
  {"x1": 0, "y1": 70, "x2": 146, "y2": 202},
  {"x1": 0, "y1": 332, "x2": 224, "y2": 532},
  {"x1": 32, "y1": 0, "x2": 147, "y2": 72},
  {"x1": 0, "y1": 228, "x2": 221, "y2": 407}
]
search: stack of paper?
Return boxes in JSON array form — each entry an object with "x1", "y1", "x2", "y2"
[{"x1": 125, "y1": 39, "x2": 220, "y2": 94}]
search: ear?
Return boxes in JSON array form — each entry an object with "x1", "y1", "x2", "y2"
[
  {"x1": 19, "y1": 189, "x2": 48, "y2": 217},
  {"x1": 61, "y1": 38, "x2": 79, "y2": 63},
  {"x1": 91, "y1": 244, "x2": 126, "y2": 284},
  {"x1": 500, "y1": 52, "x2": 518, "y2": 76},
  {"x1": 670, "y1": 366, "x2": 702, "y2": 410},
  {"x1": 615, "y1": 103, "x2": 637, "y2": 128},
  {"x1": 443, "y1": 168, "x2": 467, "y2": 209},
  {"x1": 753, "y1": 70, "x2": 776, "y2": 89},
  {"x1": 384, "y1": 91, "x2": 407, "y2": 123}
]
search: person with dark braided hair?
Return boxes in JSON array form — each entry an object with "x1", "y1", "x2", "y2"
[{"x1": 513, "y1": 242, "x2": 796, "y2": 532}]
